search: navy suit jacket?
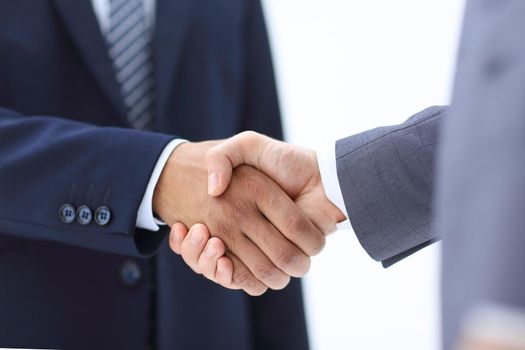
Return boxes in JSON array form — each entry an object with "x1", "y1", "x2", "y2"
[{"x1": 0, "y1": 1, "x2": 309, "y2": 349}]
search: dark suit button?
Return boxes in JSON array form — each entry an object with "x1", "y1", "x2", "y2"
[
  {"x1": 59, "y1": 204, "x2": 76, "y2": 224},
  {"x1": 120, "y1": 260, "x2": 142, "y2": 287},
  {"x1": 77, "y1": 205, "x2": 93, "y2": 225},
  {"x1": 95, "y1": 206, "x2": 112, "y2": 226}
]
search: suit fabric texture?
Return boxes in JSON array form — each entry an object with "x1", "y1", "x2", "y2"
[
  {"x1": 335, "y1": 106, "x2": 445, "y2": 267},
  {"x1": 0, "y1": 1, "x2": 309, "y2": 349}
]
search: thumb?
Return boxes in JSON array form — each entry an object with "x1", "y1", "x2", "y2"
[
  {"x1": 206, "y1": 131, "x2": 269, "y2": 196},
  {"x1": 206, "y1": 143, "x2": 234, "y2": 196}
]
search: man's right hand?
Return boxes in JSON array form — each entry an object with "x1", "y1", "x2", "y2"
[{"x1": 153, "y1": 141, "x2": 325, "y2": 296}]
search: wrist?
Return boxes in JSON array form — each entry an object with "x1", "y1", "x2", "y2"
[
  {"x1": 136, "y1": 139, "x2": 187, "y2": 231},
  {"x1": 153, "y1": 141, "x2": 219, "y2": 225}
]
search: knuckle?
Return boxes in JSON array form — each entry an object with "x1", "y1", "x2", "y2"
[
  {"x1": 285, "y1": 213, "x2": 309, "y2": 236},
  {"x1": 238, "y1": 130, "x2": 258, "y2": 143},
  {"x1": 213, "y1": 219, "x2": 233, "y2": 238},
  {"x1": 253, "y1": 264, "x2": 279, "y2": 282},
  {"x1": 278, "y1": 250, "x2": 311, "y2": 277},
  {"x1": 233, "y1": 269, "x2": 255, "y2": 287},
  {"x1": 273, "y1": 145, "x2": 295, "y2": 169},
  {"x1": 208, "y1": 237, "x2": 225, "y2": 254},
  {"x1": 225, "y1": 200, "x2": 248, "y2": 221},
  {"x1": 276, "y1": 249, "x2": 301, "y2": 272},
  {"x1": 193, "y1": 223, "x2": 210, "y2": 239},
  {"x1": 205, "y1": 148, "x2": 219, "y2": 163}
]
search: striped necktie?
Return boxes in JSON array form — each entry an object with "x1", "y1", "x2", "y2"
[{"x1": 107, "y1": 0, "x2": 155, "y2": 130}]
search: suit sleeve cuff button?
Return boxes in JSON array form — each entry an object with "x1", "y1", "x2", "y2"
[
  {"x1": 59, "y1": 204, "x2": 76, "y2": 224},
  {"x1": 95, "y1": 206, "x2": 112, "y2": 226},
  {"x1": 77, "y1": 205, "x2": 93, "y2": 225}
]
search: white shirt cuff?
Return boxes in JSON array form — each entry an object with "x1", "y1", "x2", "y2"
[
  {"x1": 317, "y1": 142, "x2": 350, "y2": 230},
  {"x1": 136, "y1": 139, "x2": 188, "y2": 231}
]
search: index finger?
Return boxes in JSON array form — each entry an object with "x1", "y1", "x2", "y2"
[{"x1": 256, "y1": 179, "x2": 326, "y2": 256}]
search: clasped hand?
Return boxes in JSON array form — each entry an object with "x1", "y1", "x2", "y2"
[{"x1": 154, "y1": 132, "x2": 346, "y2": 295}]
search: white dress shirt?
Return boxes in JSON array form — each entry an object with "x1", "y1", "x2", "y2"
[
  {"x1": 92, "y1": 0, "x2": 156, "y2": 34},
  {"x1": 316, "y1": 142, "x2": 350, "y2": 230},
  {"x1": 91, "y1": 0, "x2": 184, "y2": 231}
]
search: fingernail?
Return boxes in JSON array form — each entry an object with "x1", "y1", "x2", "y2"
[
  {"x1": 204, "y1": 245, "x2": 217, "y2": 258},
  {"x1": 190, "y1": 228, "x2": 204, "y2": 245},
  {"x1": 208, "y1": 173, "x2": 219, "y2": 195}
]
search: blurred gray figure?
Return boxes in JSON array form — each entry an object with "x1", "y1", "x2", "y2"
[
  {"x1": 337, "y1": 0, "x2": 525, "y2": 347},
  {"x1": 439, "y1": 0, "x2": 525, "y2": 347}
]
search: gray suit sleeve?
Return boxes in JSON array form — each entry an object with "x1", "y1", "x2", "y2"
[{"x1": 335, "y1": 106, "x2": 447, "y2": 266}]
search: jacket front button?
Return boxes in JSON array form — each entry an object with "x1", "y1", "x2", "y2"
[
  {"x1": 95, "y1": 206, "x2": 112, "y2": 226},
  {"x1": 120, "y1": 260, "x2": 142, "y2": 287},
  {"x1": 59, "y1": 204, "x2": 76, "y2": 224},
  {"x1": 77, "y1": 205, "x2": 93, "y2": 225}
]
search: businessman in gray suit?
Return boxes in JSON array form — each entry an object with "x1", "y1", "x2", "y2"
[{"x1": 168, "y1": 0, "x2": 525, "y2": 348}]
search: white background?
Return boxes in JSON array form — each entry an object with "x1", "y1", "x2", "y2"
[{"x1": 261, "y1": 1, "x2": 465, "y2": 349}]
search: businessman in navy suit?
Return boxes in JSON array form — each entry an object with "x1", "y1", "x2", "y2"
[{"x1": 0, "y1": 0, "x2": 326, "y2": 349}]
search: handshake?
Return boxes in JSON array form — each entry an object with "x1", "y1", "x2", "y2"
[{"x1": 153, "y1": 131, "x2": 346, "y2": 296}]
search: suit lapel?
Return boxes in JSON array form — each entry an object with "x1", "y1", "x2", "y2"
[
  {"x1": 52, "y1": 0, "x2": 128, "y2": 122},
  {"x1": 154, "y1": 0, "x2": 195, "y2": 119}
]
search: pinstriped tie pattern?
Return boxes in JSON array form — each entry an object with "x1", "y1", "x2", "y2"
[{"x1": 108, "y1": 0, "x2": 155, "y2": 130}]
